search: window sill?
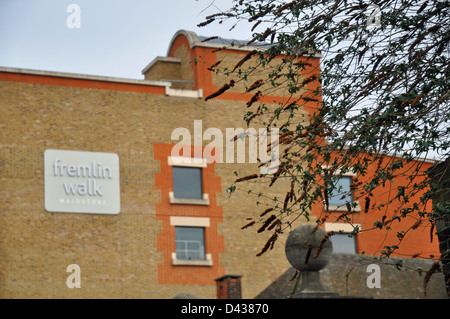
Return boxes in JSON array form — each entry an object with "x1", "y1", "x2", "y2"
[
  {"x1": 171, "y1": 252, "x2": 213, "y2": 266},
  {"x1": 324, "y1": 202, "x2": 361, "y2": 213},
  {"x1": 169, "y1": 192, "x2": 210, "y2": 205}
]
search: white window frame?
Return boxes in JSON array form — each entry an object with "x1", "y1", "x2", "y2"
[
  {"x1": 321, "y1": 166, "x2": 361, "y2": 212},
  {"x1": 170, "y1": 216, "x2": 213, "y2": 266},
  {"x1": 324, "y1": 222, "x2": 361, "y2": 233},
  {"x1": 324, "y1": 222, "x2": 361, "y2": 254},
  {"x1": 168, "y1": 156, "x2": 210, "y2": 205}
]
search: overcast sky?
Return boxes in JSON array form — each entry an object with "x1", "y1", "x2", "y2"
[{"x1": 0, "y1": 0, "x2": 253, "y2": 79}]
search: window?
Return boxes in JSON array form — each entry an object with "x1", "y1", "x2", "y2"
[
  {"x1": 331, "y1": 233, "x2": 357, "y2": 254},
  {"x1": 170, "y1": 216, "x2": 213, "y2": 266},
  {"x1": 329, "y1": 176, "x2": 353, "y2": 206},
  {"x1": 167, "y1": 156, "x2": 209, "y2": 205},
  {"x1": 321, "y1": 166, "x2": 361, "y2": 212},
  {"x1": 173, "y1": 166, "x2": 203, "y2": 199},
  {"x1": 175, "y1": 226, "x2": 205, "y2": 260},
  {"x1": 325, "y1": 222, "x2": 360, "y2": 254}
]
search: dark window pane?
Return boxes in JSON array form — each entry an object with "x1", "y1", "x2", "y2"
[
  {"x1": 175, "y1": 226, "x2": 205, "y2": 260},
  {"x1": 329, "y1": 176, "x2": 352, "y2": 206},
  {"x1": 172, "y1": 166, "x2": 203, "y2": 199},
  {"x1": 331, "y1": 233, "x2": 357, "y2": 254}
]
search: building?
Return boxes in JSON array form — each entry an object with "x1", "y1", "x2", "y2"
[{"x1": 0, "y1": 30, "x2": 442, "y2": 298}]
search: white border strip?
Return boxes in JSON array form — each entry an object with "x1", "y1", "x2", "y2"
[
  {"x1": 168, "y1": 156, "x2": 207, "y2": 167},
  {"x1": 170, "y1": 216, "x2": 210, "y2": 227},
  {"x1": 324, "y1": 222, "x2": 362, "y2": 233}
]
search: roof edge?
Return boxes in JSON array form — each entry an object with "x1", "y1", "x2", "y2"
[
  {"x1": 167, "y1": 29, "x2": 323, "y2": 57},
  {"x1": 141, "y1": 56, "x2": 181, "y2": 75},
  {"x1": 0, "y1": 66, "x2": 171, "y2": 87},
  {"x1": 166, "y1": 30, "x2": 202, "y2": 56},
  {"x1": 167, "y1": 29, "x2": 270, "y2": 53}
]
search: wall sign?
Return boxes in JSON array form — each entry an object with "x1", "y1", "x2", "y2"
[{"x1": 44, "y1": 149, "x2": 120, "y2": 214}]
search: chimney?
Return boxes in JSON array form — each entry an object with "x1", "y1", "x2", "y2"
[{"x1": 215, "y1": 275, "x2": 242, "y2": 299}]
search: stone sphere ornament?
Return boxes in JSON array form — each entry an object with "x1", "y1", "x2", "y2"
[{"x1": 285, "y1": 224, "x2": 333, "y2": 272}]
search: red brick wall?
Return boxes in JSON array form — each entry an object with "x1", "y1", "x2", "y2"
[
  {"x1": 215, "y1": 275, "x2": 242, "y2": 299},
  {"x1": 154, "y1": 143, "x2": 225, "y2": 285},
  {"x1": 312, "y1": 154, "x2": 440, "y2": 257}
]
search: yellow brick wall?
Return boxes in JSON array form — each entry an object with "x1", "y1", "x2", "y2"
[
  {"x1": 212, "y1": 51, "x2": 307, "y2": 98},
  {"x1": 144, "y1": 60, "x2": 182, "y2": 83},
  {"x1": 0, "y1": 78, "x2": 293, "y2": 298}
]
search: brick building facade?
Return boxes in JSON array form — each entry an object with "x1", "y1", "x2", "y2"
[{"x1": 0, "y1": 30, "x2": 441, "y2": 298}]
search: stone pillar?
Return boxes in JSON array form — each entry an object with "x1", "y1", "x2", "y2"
[
  {"x1": 215, "y1": 275, "x2": 242, "y2": 299},
  {"x1": 285, "y1": 224, "x2": 338, "y2": 298}
]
